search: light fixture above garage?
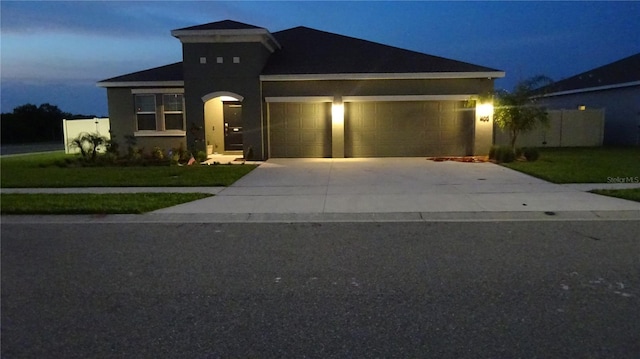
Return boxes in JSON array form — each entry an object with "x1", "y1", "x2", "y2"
[{"x1": 332, "y1": 97, "x2": 344, "y2": 124}]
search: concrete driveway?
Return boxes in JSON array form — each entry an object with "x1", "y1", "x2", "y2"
[{"x1": 154, "y1": 158, "x2": 640, "y2": 215}]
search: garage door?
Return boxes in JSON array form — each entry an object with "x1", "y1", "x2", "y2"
[
  {"x1": 345, "y1": 101, "x2": 473, "y2": 157},
  {"x1": 269, "y1": 102, "x2": 331, "y2": 158}
]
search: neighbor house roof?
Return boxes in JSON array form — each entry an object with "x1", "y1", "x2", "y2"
[
  {"x1": 536, "y1": 53, "x2": 640, "y2": 97},
  {"x1": 262, "y1": 26, "x2": 503, "y2": 79}
]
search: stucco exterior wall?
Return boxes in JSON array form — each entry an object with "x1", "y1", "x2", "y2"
[
  {"x1": 473, "y1": 111, "x2": 493, "y2": 155},
  {"x1": 204, "y1": 99, "x2": 224, "y2": 154},
  {"x1": 107, "y1": 88, "x2": 136, "y2": 140},
  {"x1": 182, "y1": 42, "x2": 272, "y2": 159},
  {"x1": 537, "y1": 86, "x2": 640, "y2": 145},
  {"x1": 262, "y1": 78, "x2": 494, "y2": 97}
]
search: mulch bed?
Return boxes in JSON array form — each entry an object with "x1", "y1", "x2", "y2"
[{"x1": 426, "y1": 156, "x2": 490, "y2": 163}]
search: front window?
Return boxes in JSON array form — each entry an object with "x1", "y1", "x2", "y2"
[
  {"x1": 135, "y1": 95, "x2": 156, "y2": 130},
  {"x1": 163, "y1": 94, "x2": 184, "y2": 130}
]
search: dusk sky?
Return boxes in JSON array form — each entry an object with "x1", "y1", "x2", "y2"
[{"x1": 1, "y1": 1, "x2": 639, "y2": 116}]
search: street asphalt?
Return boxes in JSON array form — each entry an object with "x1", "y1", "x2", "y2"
[{"x1": 2, "y1": 220, "x2": 639, "y2": 358}]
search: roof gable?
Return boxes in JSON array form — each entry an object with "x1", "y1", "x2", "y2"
[
  {"x1": 262, "y1": 26, "x2": 502, "y2": 76},
  {"x1": 540, "y1": 53, "x2": 640, "y2": 94}
]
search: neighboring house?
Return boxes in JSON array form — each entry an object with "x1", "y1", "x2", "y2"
[
  {"x1": 534, "y1": 53, "x2": 640, "y2": 146},
  {"x1": 97, "y1": 20, "x2": 504, "y2": 159}
]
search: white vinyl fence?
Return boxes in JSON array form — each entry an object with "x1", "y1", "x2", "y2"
[
  {"x1": 494, "y1": 109, "x2": 604, "y2": 147},
  {"x1": 63, "y1": 118, "x2": 110, "y2": 154}
]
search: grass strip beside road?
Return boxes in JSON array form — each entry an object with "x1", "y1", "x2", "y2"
[
  {"x1": 1, "y1": 152, "x2": 257, "y2": 188},
  {"x1": 502, "y1": 147, "x2": 640, "y2": 183},
  {"x1": 590, "y1": 188, "x2": 640, "y2": 203},
  {"x1": 0, "y1": 193, "x2": 213, "y2": 214}
]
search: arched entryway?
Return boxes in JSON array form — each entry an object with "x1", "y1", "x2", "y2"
[{"x1": 202, "y1": 92, "x2": 244, "y2": 155}]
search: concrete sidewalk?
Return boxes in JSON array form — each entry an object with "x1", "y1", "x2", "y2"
[{"x1": 1, "y1": 187, "x2": 225, "y2": 194}]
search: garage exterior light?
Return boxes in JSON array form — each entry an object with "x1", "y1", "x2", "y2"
[{"x1": 477, "y1": 103, "x2": 493, "y2": 122}]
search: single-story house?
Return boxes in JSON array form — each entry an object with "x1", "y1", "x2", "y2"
[
  {"x1": 534, "y1": 53, "x2": 640, "y2": 146},
  {"x1": 97, "y1": 20, "x2": 504, "y2": 160}
]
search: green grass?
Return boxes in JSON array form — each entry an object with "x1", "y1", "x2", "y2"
[
  {"x1": 1, "y1": 151, "x2": 257, "y2": 188},
  {"x1": 590, "y1": 188, "x2": 640, "y2": 203},
  {"x1": 0, "y1": 193, "x2": 213, "y2": 214},
  {"x1": 502, "y1": 147, "x2": 640, "y2": 183}
]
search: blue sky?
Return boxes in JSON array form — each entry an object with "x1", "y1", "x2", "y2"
[{"x1": 1, "y1": 1, "x2": 639, "y2": 116}]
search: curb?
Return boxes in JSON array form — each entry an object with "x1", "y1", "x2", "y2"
[{"x1": 2, "y1": 210, "x2": 638, "y2": 224}]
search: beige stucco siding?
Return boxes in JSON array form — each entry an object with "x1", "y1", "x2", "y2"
[
  {"x1": 107, "y1": 88, "x2": 136, "y2": 139},
  {"x1": 262, "y1": 78, "x2": 493, "y2": 97}
]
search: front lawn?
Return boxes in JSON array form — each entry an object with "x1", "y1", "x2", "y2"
[
  {"x1": 590, "y1": 188, "x2": 640, "y2": 203},
  {"x1": 1, "y1": 152, "x2": 257, "y2": 188},
  {"x1": 502, "y1": 147, "x2": 640, "y2": 183},
  {"x1": 0, "y1": 193, "x2": 213, "y2": 214}
]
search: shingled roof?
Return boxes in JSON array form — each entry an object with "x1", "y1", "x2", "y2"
[
  {"x1": 173, "y1": 20, "x2": 263, "y2": 31},
  {"x1": 97, "y1": 62, "x2": 183, "y2": 85},
  {"x1": 263, "y1": 26, "x2": 501, "y2": 76},
  {"x1": 538, "y1": 53, "x2": 640, "y2": 95},
  {"x1": 98, "y1": 21, "x2": 503, "y2": 86}
]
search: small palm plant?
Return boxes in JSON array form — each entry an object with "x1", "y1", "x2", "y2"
[{"x1": 69, "y1": 132, "x2": 109, "y2": 162}]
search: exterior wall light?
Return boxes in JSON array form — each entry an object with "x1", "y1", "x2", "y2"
[
  {"x1": 332, "y1": 99, "x2": 344, "y2": 124},
  {"x1": 477, "y1": 103, "x2": 493, "y2": 122}
]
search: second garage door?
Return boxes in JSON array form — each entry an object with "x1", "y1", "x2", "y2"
[
  {"x1": 345, "y1": 101, "x2": 474, "y2": 157},
  {"x1": 269, "y1": 102, "x2": 331, "y2": 158}
]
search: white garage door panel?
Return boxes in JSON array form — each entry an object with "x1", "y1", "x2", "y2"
[
  {"x1": 269, "y1": 102, "x2": 331, "y2": 158},
  {"x1": 345, "y1": 101, "x2": 473, "y2": 157}
]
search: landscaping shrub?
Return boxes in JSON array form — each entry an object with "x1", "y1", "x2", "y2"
[
  {"x1": 488, "y1": 145, "x2": 499, "y2": 160},
  {"x1": 128, "y1": 146, "x2": 143, "y2": 161},
  {"x1": 196, "y1": 151, "x2": 207, "y2": 163},
  {"x1": 171, "y1": 143, "x2": 191, "y2": 163},
  {"x1": 522, "y1": 147, "x2": 540, "y2": 162},
  {"x1": 151, "y1": 147, "x2": 165, "y2": 160},
  {"x1": 69, "y1": 132, "x2": 109, "y2": 162},
  {"x1": 494, "y1": 145, "x2": 515, "y2": 163},
  {"x1": 515, "y1": 147, "x2": 524, "y2": 158}
]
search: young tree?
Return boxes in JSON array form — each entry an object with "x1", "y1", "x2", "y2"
[{"x1": 494, "y1": 75, "x2": 553, "y2": 151}]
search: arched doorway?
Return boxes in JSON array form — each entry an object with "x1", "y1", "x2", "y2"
[{"x1": 202, "y1": 92, "x2": 244, "y2": 155}]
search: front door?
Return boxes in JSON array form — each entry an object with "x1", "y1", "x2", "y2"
[{"x1": 223, "y1": 102, "x2": 243, "y2": 151}]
